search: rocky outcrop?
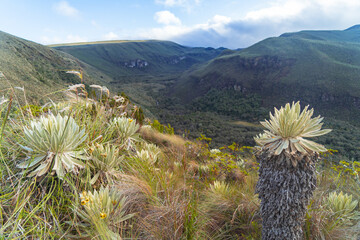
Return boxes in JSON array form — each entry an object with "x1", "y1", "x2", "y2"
[
  {"x1": 233, "y1": 84, "x2": 247, "y2": 93},
  {"x1": 168, "y1": 56, "x2": 186, "y2": 64},
  {"x1": 124, "y1": 59, "x2": 148, "y2": 68},
  {"x1": 122, "y1": 56, "x2": 187, "y2": 68}
]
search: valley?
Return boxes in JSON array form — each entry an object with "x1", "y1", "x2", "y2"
[
  {"x1": 2, "y1": 26, "x2": 360, "y2": 159},
  {"x1": 51, "y1": 26, "x2": 360, "y2": 160},
  {"x1": 2, "y1": 2, "x2": 360, "y2": 239}
]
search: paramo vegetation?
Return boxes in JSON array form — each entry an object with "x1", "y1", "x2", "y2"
[{"x1": 0, "y1": 78, "x2": 359, "y2": 239}]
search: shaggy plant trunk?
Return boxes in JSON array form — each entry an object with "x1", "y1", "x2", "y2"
[{"x1": 255, "y1": 152, "x2": 318, "y2": 240}]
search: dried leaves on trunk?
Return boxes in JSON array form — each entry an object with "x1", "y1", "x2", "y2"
[{"x1": 256, "y1": 151, "x2": 318, "y2": 240}]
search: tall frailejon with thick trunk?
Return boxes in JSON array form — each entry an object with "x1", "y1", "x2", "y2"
[
  {"x1": 256, "y1": 152, "x2": 318, "y2": 239},
  {"x1": 254, "y1": 102, "x2": 331, "y2": 240}
]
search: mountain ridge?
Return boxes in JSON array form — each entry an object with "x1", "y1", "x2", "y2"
[
  {"x1": 279, "y1": 25, "x2": 360, "y2": 43},
  {"x1": 0, "y1": 30, "x2": 112, "y2": 102},
  {"x1": 158, "y1": 25, "x2": 360, "y2": 158},
  {"x1": 52, "y1": 40, "x2": 225, "y2": 76},
  {"x1": 52, "y1": 39, "x2": 225, "y2": 110},
  {"x1": 3, "y1": 26, "x2": 360, "y2": 158},
  {"x1": 173, "y1": 26, "x2": 360, "y2": 115}
]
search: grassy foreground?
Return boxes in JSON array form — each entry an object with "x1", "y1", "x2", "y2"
[{"x1": 0, "y1": 84, "x2": 359, "y2": 239}]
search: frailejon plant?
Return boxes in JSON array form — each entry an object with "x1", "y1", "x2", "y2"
[
  {"x1": 326, "y1": 191, "x2": 360, "y2": 226},
  {"x1": 209, "y1": 181, "x2": 233, "y2": 197},
  {"x1": 110, "y1": 117, "x2": 140, "y2": 148},
  {"x1": 255, "y1": 101, "x2": 331, "y2": 166},
  {"x1": 17, "y1": 114, "x2": 87, "y2": 178},
  {"x1": 254, "y1": 102, "x2": 331, "y2": 240},
  {"x1": 136, "y1": 143, "x2": 162, "y2": 164},
  {"x1": 76, "y1": 186, "x2": 134, "y2": 240},
  {"x1": 88, "y1": 143, "x2": 124, "y2": 185}
]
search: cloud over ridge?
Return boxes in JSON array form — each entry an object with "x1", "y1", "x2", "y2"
[
  {"x1": 143, "y1": 0, "x2": 360, "y2": 48},
  {"x1": 154, "y1": 11, "x2": 181, "y2": 25},
  {"x1": 53, "y1": 1, "x2": 79, "y2": 17}
]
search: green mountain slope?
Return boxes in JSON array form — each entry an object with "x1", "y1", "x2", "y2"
[
  {"x1": 163, "y1": 25, "x2": 360, "y2": 158},
  {"x1": 280, "y1": 24, "x2": 360, "y2": 43},
  {"x1": 53, "y1": 40, "x2": 224, "y2": 110},
  {"x1": 174, "y1": 26, "x2": 360, "y2": 119},
  {"x1": 53, "y1": 40, "x2": 223, "y2": 78},
  {"x1": 0, "y1": 31, "x2": 111, "y2": 102}
]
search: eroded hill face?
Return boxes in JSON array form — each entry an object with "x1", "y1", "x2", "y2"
[
  {"x1": 53, "y1": 41, "x2": 224, "y2": 78},
  {"x1": 173, "y1": 55, "x2": 297, "y2": 102},
  {"x1": 172, "y1": 26, "x2": 360, "y2": 123},
  {"x1": 155, "y1": 26, "x2": 360, "y2": 159},
  {"x1": 0, "y1": 31, "x2": 111, "y2": 102},
  {"x1": 52, "y1": 40, "x2": 225, "y2": 114}
]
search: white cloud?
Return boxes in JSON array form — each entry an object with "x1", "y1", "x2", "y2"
[
  {"x1": 140, "y1": 14, "x2": 232, "y2": 45},
  {"x1": 141, "y1": 0, "x2": 360, "y2": 48},
  {"x1": 197, "y1": 15, "x2": 231, "y2": 34},
  {"x1": 244, "y1": 1, "x2": 308, "y2": 22},
  {"x1": 154, "y1": 11, "x2": 181, "y2": 25},
  {"x1": 243, "y1": 0, "x2": 360, "y2": 27},
  {"x1": 139, "y1": 25, "x2": 191, "y2": 40},
  {"x1": 54, "y1": 1, "x2": 79, "y2": 17},
  {"x1": 45, "y1": 0, "x2": 360, "y2": 48},
  {"x1": 103, "y1": 32, "x2": 119, "y2": 40}
]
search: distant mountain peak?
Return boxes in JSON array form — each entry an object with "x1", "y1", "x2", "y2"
[{"x1": 344, "y1": 24, "x2": 360, "y2": 31}]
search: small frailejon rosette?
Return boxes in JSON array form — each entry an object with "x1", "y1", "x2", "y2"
[{"x1": 254, "y1": 102, "x2": 331, "y2": 162}]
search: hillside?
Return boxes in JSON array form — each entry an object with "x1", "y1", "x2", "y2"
[
  {"x1": 0, "y1": 31, "x2": 111, "y2": 102},
  {"x1": 52, "y1": 40, "x2": 224, "y2": 111},
  {"x1": 280, "y1": 24, "x2": 360, "y2": 43},
  {"x1": 53, "y1": 40, "x2": 223, "y2": 77},
  {"x1": 159, "y1": 25, "x2": 360, "y2": 158},
  {"x1": 174, "y1": 26, "x2": 360, "y2": 112}
]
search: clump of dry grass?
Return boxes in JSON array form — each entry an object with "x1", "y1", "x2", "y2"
[
  {"x1": 114, "y1": 174, "x2": 153, "y2": 213},
  {"x1": 140, "y1": 191, "x2": 188, "y2": 239},
  {"x1": 201, "y1": 173, "x2": 260, "y2": 239},
  {"x1": 139, "y1": 126, "x2": 187, "y2": 153}
]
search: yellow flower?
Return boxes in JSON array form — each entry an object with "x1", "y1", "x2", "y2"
[
  {"x1": 81, "y1": 200, "x2": 86, "y2": 205},
  {"x1": 128, "y1": 119, "x2": 133, "y2": 123},
  {"x1": 85, "y1": 197, "x2": 90, "y2": 203},
  {"x1": 80, "y1": 191, "x2": 87, "y2": 199},
  {"x1": 340, "y1": 161, "x2": 350, "y2": 166},
  {"x1": 88, "y1": 147, "x2": 94, "y2": 154},
  {"x1": 100, "y1": 212, "x2": 107, "y2": 219}
]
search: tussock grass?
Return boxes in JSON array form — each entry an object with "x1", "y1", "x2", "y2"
[{"x1": 140, "y1": 126, "x2": 187, "y2": 153}]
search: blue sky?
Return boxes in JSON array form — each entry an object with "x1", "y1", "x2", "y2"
[{"x1": 1, "y1": 0, "x2": 360, "y2": 48}]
